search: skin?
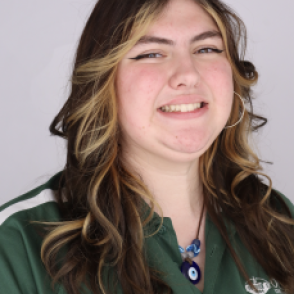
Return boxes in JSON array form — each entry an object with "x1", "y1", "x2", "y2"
[{"x1": 116, "y1": 0, "x2": 234, "y2": 291}]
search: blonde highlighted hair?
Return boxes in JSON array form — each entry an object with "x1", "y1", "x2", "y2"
[{"x1": 43, "y1": 0, "x2": 294, "y2": 293}]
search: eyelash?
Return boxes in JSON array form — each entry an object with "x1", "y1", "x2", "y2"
[{"x1": 131, "y1": 48, "x2": 224, "y2": 60}]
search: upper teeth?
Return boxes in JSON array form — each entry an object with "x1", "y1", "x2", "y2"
[{"x1": 160, "y1": 103, "x2": 202, "y2": 112}]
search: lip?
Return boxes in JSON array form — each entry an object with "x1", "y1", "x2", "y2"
[
  {"x1": 157, "y1": 103, "x2": 209, "y2": 120},
  {"x1": 158, "y1": 95, "x2": 208, "y2": 108}
]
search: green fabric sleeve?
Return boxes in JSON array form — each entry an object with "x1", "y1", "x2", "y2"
[
  {"x1": 0, "y1": 214, "x2": 58, "y2": 293},
  {"x1": 0, "y1": 174, "x2": 63, "y2": 294}
]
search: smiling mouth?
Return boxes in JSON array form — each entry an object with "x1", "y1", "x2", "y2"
[{"x1": 159, "y1": 102, "x2": 206, "y2": 113}]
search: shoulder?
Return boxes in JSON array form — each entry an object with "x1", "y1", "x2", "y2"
[
  {"x1": 0, "y1": 172, "x2": 63, "y2": 228},
  {"x1": 0, "y1": 172, "x2": 64, "y2": 294},
  {"x1": 271, "y1": 189, "x2": 294, "y2": 218}
]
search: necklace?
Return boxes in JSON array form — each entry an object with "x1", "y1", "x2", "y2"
[{"x1": 179, "y1": 202, "x2": 204, "y2": 285}]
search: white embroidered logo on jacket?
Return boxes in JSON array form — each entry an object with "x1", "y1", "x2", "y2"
[{"x1": 245, "y1": 278, "x2": 284, "y2": 294}]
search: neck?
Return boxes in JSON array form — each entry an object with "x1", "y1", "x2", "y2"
[{"x1": 121, "y1": 147, "x2": 203, "y2": 220}]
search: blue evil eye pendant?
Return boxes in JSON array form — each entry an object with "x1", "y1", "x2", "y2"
[
  {"x1": 179, "y1": 239, "x2": 201, "y2": 284},
  {"x1": 181, "y1": 259, "x2": 201, "y2": 285},
  {"x1": 178, "y1": 202, "x2": 204, "y2": 285}
]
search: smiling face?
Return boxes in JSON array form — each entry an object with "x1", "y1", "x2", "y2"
[{"x1": 116, "y1": 0, "x2": 234, "y2": 165}]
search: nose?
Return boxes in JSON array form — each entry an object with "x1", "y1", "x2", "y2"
[{"x1": 168, "y1": 54, "x2": 200, "y2": 90}]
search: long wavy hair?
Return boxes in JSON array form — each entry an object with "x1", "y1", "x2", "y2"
[{"x1": 43, "y1": 0, "x2": 294, "y2": 293}]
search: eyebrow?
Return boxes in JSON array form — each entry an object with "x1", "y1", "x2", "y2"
[{"x1": 134, "y1": 30, "x2": 222, "y2": 47}]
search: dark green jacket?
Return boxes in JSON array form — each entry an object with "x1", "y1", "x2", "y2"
[{"x1": 0, "y1": 173, "x2": 293, "y2": 294}]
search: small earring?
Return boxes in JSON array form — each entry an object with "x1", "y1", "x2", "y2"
[{"x1": 225, "y1": 92, "x2": 245, "y2": 129}]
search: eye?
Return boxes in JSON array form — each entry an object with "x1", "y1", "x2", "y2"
[
  {"x1": 197, "y1": 48, "x2": 224, "y2": 54},
  {"x1": 188, "y1": 267, "x2": 198, "y2": 281},
  {"x1": 130, "y1": 53, "x2": 163, "y2": 60}
]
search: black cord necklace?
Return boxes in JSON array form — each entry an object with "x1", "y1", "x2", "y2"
[{"x1": 179, "y1": 202, "x2": 205, "y2": 285}]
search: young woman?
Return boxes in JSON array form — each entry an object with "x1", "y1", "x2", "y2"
[{"x1": 0, "y1": 0, "x2": 293, "y2": 293}]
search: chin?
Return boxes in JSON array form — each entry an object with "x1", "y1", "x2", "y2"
[
  {"x1": 167, "y1": 133, "x2": 213, "y2": 155},
  {"x1": 161, "y1": 143, "x2": 209, "y2": 162}
]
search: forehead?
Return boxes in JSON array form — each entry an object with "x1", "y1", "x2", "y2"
[
  {"x1": 129, "y1": 0, "x2": 221, "y2": 51},
  {"x1": 146, "y1": 0, "x2": 219, "y2": 37}
]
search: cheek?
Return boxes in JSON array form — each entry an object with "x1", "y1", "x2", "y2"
[
  {"x1": 117, "y1": 66, "x2": 163, "y2": 105},
  {"x1": 205, "y1": 61, "x2": 234, "y2": 106},
  {"x1": 116, "y1": 65, "x2": 165, "y2": 133}
]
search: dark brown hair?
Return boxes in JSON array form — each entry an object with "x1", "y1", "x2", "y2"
[{"x1": 42, "y1": 0, "x2": 294, "y2": 293}]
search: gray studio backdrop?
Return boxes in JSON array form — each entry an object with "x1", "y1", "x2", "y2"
[{"x1": 0, "y1": 0, "x2": 293, "y2": 205}]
